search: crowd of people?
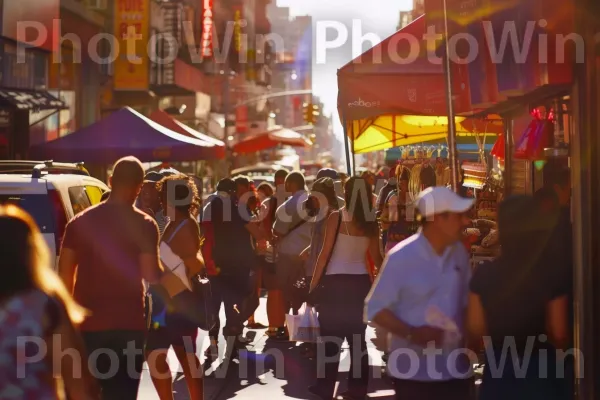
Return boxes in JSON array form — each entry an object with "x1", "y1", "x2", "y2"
[{"x1": 0, "y1": 155, "x2": 574, "y2": 400}]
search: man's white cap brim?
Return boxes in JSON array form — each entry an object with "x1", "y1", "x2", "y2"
[{"x1": 416, "y1": 186, "x2": 475, "y2": 218}]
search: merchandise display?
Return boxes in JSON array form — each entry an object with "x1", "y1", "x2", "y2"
[{"x1": 466, "y1": 187, "x2": 500, "y2": 267}]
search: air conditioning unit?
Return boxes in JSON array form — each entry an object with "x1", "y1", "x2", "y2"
[{"x1": 86, "y1": 0, "x2": 107, "y2": 11}]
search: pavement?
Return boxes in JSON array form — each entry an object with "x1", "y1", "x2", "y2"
[{"x1": 137, "y1": 295, "x2": 396, "y2": 399}]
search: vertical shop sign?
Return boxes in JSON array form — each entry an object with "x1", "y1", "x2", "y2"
[
  {"x1": 202, "y1": 0, "x2": 214, "y2": 58},
  {"x1": 114, "y1": 0, "x2": 150, "y2": 90},
  {"x1": 233, "y1": 6, "x2": 242, "y2": 53}
]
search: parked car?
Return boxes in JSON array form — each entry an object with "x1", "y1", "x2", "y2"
[{"x1": 0, "y1": 161, "x2": 109, "y2": 268}]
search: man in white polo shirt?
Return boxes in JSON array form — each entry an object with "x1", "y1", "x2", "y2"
[{"x1": 365, "y1": 186, "x2": 474, "y2": 400}]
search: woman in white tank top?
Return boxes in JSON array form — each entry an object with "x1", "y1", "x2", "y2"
[{"x1": 308, "y1": 177, "x2": 383, "y2": 400}]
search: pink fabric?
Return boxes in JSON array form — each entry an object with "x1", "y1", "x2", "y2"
[{"x1": 0, "y1": 290, "x2": 55, "y2": 399}]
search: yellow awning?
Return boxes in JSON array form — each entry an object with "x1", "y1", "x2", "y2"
[{"x1": 349, "y1": 115, "x2": 503, "y2": 154}]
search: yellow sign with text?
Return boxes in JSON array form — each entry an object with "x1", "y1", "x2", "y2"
[{"x1": 114, "y1": 0, "x2": 150, "y2": 90}]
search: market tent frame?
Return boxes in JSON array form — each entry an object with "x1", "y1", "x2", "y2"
[
  {"x1": 337, "y1": 14, "x2": 483, "y2": 158},
  {"x1": 149, "y1": 110, "x2": 226, "y2": 159},
  {"x1": 30, "y1": 107, "x2": 224, "y2": 163},
  {"x1": 337, "y1": 14, "x2": 472, "y2": 122}
]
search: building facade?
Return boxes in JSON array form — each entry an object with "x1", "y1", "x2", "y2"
[
  {"x1": 267, "y1": 4, "x2": 312, "y2": 130},
  {"x1": 0, "y1": 0, "x2": 64, "y2": 159}
]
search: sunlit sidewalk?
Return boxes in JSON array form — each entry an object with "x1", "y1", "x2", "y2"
[{"x1": 138, "y1": 296, "x2": 395, "y2": 399}]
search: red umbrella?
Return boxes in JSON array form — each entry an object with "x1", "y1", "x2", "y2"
[{"x1": 233, "y1": 127, "x2": 311, "y2": 154}]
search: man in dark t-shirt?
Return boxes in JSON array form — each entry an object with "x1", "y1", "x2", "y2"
[
  {"x1": 59, "y1": 156, "x2": 163, "y2": 400},
  {"x1": 207, "y1": 189, "x2": 263, "y2": 355}
]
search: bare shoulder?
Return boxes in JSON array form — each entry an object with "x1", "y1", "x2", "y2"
[{"x1": 326, "y1": 210, "x2": 341, "y2": 224}]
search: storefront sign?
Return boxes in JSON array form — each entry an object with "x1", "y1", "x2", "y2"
[
  {"x1": 202, "y1": 0, "x2": 214, "y2": 58},
  {"x1": 233, "y1": 6, "x2": 242, "y2": 53},
  {"x1": 114, "y1": 0, "x2": 150, "y2": 90}
]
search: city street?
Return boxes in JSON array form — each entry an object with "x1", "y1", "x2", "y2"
[{"x1": 137, "y1": 295, "x2": 395, "y2": 399}]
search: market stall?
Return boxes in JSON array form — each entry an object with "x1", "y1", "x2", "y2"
[
  {"x1": 29, "y1": 107, "x2": 222, "y2": 163},
  {"x1": 336, "y1": 14, "x2": 502, "y2": 183}
]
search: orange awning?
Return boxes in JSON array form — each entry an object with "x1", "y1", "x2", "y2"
[
  {"x1": 149, "y1": 110, "x2": 226, "y2": 159},
  {"x1": 233, "y1": 127, "x2": 311, "y2": 154}
]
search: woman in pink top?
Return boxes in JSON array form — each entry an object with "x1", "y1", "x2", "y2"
[{"x1": 0, "y1": 204, "x2": 98, "y2": 399}]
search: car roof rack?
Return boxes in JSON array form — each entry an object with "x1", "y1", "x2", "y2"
[
  {"x1": 27, "y1": 160, "x2": 89, "y2": 178},
  {"x1": 0, "y1": 160, "x2": 87, "y2": 176}
]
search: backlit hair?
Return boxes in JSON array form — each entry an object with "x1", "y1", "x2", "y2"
[
  {"x1": 344, "y1": 177, "x2": 378, "y2": 237},
  {"x1": 157, "y1": 173, "x2": 201, "y2": 218},
  {"x1": 0, "y1": 205, "x2": 87, "y2": 324}
]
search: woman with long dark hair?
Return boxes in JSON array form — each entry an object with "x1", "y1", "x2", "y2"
[
  {"x1": 0, "y1": 205, "x2": 98, "y2": 399},
  {"x1": 308, "y1": 177, "x2": 383, "y2": 400},
  {"x1": 146, "y1": 174, "x2": 205, "y2": 400}
]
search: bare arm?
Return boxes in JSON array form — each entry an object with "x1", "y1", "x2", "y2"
[
  {"x1": 58, "y1": 221, "x2": 79, "y2": 294},
  {"x1": 380, "y1": 201, "x2": 392, "y2": 231},
  {"x1": 140, "y1": 223, "x2": 163, "y2": 284},
  {"x1": 58, "y1": 248, "x2": 78, "y2": 294},
  {"x1": 371, "y1": 309, "x2": 412, "y2": 340},
  {"x1": 546, "y1": 295, "x2": 569, "y2": 350},
  {"x1": 368, "y1": 235, "x2": 383, "y2": 274},
  {"x1": 309, "y1": 212, "x2": 340, "y2": 292},
  {"x1": 372, "y1": 309, "x2": 444, "y2": 347},
  {"x1": 177, "y1": 222, "x2": 205, "y2": 276}
]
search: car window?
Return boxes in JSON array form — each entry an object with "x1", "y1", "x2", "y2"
[
  {"x1": 68, "y1": 186, "x2": 92, "y2": 216},
  {"x1": 0, "y1": 194, "x2": 55, "y2": 233},
  {"x1": 85, "y1": 185, "x2": 103, "y2": 205}
]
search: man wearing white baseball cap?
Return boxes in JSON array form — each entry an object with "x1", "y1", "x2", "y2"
[{"x1": 365, "y1": 186, "x2": 474, "y2": 400}]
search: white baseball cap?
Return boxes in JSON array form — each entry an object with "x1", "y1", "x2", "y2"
[{"x1": 416, "y1": 186, "x2": 474, "y2": 218}]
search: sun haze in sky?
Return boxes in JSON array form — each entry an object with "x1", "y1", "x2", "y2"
[{"x1": 276, "y1": 0, "x2": 414, "y2": 139}]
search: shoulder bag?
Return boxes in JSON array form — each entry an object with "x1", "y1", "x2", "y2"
[{"x1": 162, "y1": 220, "x2": 217, "y2": 332}]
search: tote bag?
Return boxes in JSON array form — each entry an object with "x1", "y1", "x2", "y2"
[{"x1": 161, "y1": 220, "x2": 217, "y2": 331}]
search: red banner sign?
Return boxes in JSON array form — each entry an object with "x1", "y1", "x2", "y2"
[{"x1": 202, "y1": 0, "x2": 213, "y2": 58}]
